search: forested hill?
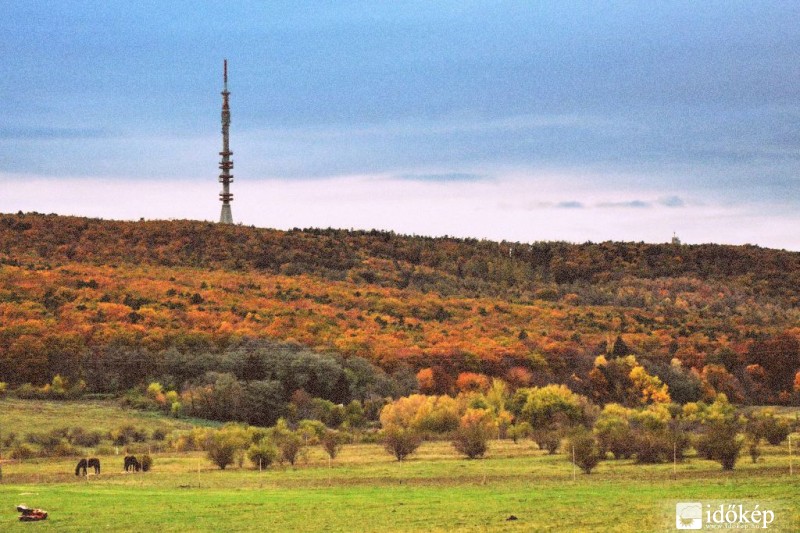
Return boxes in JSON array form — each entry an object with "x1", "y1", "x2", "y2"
[
  {"x1": 1, "y1": 213, "x2": 798, "y2": 303},
  {"x1": 1, "y1": 212, "x2": 799, "y2": 408}
]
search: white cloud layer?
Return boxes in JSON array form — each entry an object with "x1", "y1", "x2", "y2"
[{"x1": 2, "y1": 173, "x2": 797, "y2": 251}]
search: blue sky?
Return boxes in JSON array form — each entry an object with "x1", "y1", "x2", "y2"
[{"x1": 1, "y1": 2, "x2": 799, "y2": 249}]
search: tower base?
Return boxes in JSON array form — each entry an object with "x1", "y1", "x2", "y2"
[{"x1": 219, "y1": 204, "x2": 233, "y2": 224}]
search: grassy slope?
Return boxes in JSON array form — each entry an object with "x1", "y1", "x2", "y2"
[
  {"x1": 0, "y1": 401, "x2": 798, "y2": 532},
  {"x1": 0, "y1": 398, "x2": 216, "y2": 436}
]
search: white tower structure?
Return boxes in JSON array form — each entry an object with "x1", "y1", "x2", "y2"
[{"x1": 218, "y1": 59, "x2": 234, "y2": 224}]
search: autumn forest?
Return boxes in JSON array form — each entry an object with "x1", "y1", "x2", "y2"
[{"x1": 1, "y1": 213, "x2": 799, "y2": 422}]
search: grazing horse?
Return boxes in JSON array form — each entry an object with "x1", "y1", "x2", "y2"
[
  {"x1": 87, "y1": 458, "x2": 101, "y2": 475},
  {"x1": 124, "y1": 455, "x2": 141, "y2": 472},
  {"x1": 75, "y1": 458, "x2": 101, "y2": 476}
]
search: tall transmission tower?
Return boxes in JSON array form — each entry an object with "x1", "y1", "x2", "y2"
[{"x1": 218, "y1": 59, "x2": 234, "y2": 224}]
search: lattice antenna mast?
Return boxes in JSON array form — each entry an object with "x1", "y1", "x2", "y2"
[{"x1": 218, "y1": 59, "x2": 234, "y2": 224}]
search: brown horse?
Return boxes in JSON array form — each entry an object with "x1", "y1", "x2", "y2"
[
  {"x1": 124, "y1": 455, "x2": 141, "y2": 472},
  {"x1": 75, "y1": 458, "x2": 100, "y2": 476}
]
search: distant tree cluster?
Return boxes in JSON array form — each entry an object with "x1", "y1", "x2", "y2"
[{"x1": 377, "y1": 386, "x2": 794, "y2": 473}]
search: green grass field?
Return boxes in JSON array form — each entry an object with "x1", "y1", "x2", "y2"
[{"x1": 0, "y1": 401, "x2": 798, "y2": 532}]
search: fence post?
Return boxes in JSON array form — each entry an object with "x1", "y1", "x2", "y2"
[
  {"x1": 673, "y1": 442, "x2": 677, "y2": 478},
  {"x1": 572, "y1": 445, "x2": 576, "y2": 482}
]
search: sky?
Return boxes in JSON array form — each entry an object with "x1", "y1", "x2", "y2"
[{"x1": 1, "y1": 1, "x2": 799, "y2": 249}]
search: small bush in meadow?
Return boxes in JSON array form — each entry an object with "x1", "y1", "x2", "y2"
[
  {"x1": 248, "y1": 441, "x2": 278, "y2": 469},
  {"x1": 321, "y1": 430, "x2": 344, "y2": 460},
  {"x1": 95, "y1": 444, "x2": 115, "y2": 456},
  {"x1": 594, "y1": 406, "x2": 634, "y2": 459},
  {"x1": 69, "y1": 427, "x2": 103, "y2": 447},
  {"x1": 205, "y1": 433, "x2": 240, "y2": 470},
  {"x1": 696, "y1": 423, "x2": 744, "y2": 471},
  {"x1": 746, "y1": 410, "x2": 790, "y2": 446},
  {"x1": 277, "y1": 433, "x2": 304, "y2": 466},
  {"x1": 27, "y1": 428, "x2": 68, "y2": 449},
  {"x1": 748, "y1": 438, "x2": 762, "y2": 464},
  {"x1": 383, "y1": 427, "x2": 422, "y2": 461},
  {"x1": 14, "y1": 383, "x2": 43, "y2": 400},
  {"x1": 508, "y1": 422, "x2": 532, "y2": 443},
  {"x1": 49, "y1": 440, "x2": 80, "y2": 457},
  {"x1": 631, "y1": 428, "x2": 688, "y2": 464},
  {"x1": 452, "y1": 408, "x2": 496, "y2": 459},
  {"x1": 567, "y1": 429, "x2": 602, "y2": 474},
  {"x1": 532, "y1": 428, "x2": 561, "y2": 455},
  {"x1": 2, "y1": 431, "x2": 18, "y2": 448},
  {"x1": 763, "y1": 418, "x2": 791, "y2": 446},
  {"x1": 10, "y1": 443, "x2": 35, "y2": 460}
]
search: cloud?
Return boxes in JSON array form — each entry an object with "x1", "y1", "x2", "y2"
[
  {"x1": 556, "y1": 201, "x2": 585, "y2": 209},
  {"x1": 658, "y1": 196, "x2": 685, "y2": 207},
  {"x1": 0, "y1": 127, "x2": 109, "y2": 140},
  {"x1": 2, "y1": 174, "x2": 799, "y2": 250},
  {"x1": 394, "y1": 173, "x2": 488, "y2": 183},
  {"x1": 597, "y1": 200, "x2": 651, "y2": 208}
]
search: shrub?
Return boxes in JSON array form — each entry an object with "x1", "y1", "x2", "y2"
[
  {"x1": 297, "y1": 419, "x2": 326, "y2": 445},
  {"x1": 321, "y1": 430, "x2": 344, "y2": 460},
  {"x1": 110, "y1": 425, "x2": 147, "y2": 446},
  {"x1": 151, "y1": 428, "x2": 168, "y2": 441},
  {"x1": 746, "y1": 410, "x2": 790, "y2": 446},
  {"x1": 763, "y1": 418, "x2": 791, "y2": 446},
  {"x1": 2, "y1": 431, "x2": 18, "y2": 448},
  {"x1": 26, "y1": 429, "x2": 65, "y2": 448},
  {"x1": 532, "y1": 428, "x2": 561, "y2": 455},
  {"x1": 383, "y1": 427, "x2": 422, "y2": 461},
  {"x1": 748, "y1": 438, "x2": 762, "y2": 464},
  {"x1": 69, "y1": 427, "x2": 103, "y2": 447},
  {"x1": 171, "y1": 434, "x2": 196, "y2": 453},
  {"x1": 693, "y1": 394, "x2": 745, "y2": 471},
  {"x1": 14, "y1": 383, "x2": 41, "y2": 399},
  {"x1": 508, "y1": 422, "x2": 532, "y2": 443},
  {"x1": 631, "y1": 429, "x2": 673, "y2": 464},
  {"x1": 567, "y1": 429, "x2": 601, "y2": 474},
  {"x1": 277, "y1": 432, "x2": 304, "y2": 466},
  {"x1": 452, "y1": 408, "x2": 496, "y2": 459},
  {"x1": 518, "y1": 385, "x2": 594, "y2": 428},
  {"x1": 206, "y1": 434, "x2": 239, "y2": 470},
  {"x1": 10, "y1": 443, "x2": 35, "y2": 460},
  {"x1": 594, "y1": 404, "x2": 634, "y2": 459},
  {"x1": 379, "y1": 394, "x2": 460, "y2": 436},
  {"x1": 696, "y1": 422, "x2": 744, "y2": 471},
  {"x1": 267, "y1": 419, "x2": 306, "y2": 466},
  {"x1": 95, "y1": 444, "x2": 115, "y2": 456},
  {"x1": 205, "y1": 426, "x2": 250, "y2": 470},
  {"x1": 359, "y1": 429, "x2": 382, "y2": 444},
  {"x1": 49, "y1": 440, "x2": 80, "y2": 457},
  {"x1": 248, "y1": 441, "x2": 278, "y2": 469}
]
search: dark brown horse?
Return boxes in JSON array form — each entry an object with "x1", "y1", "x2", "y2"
[
  {"x1": 124, "y1": 455, "x2": 141, "y2": 472},
  {"x1": 87, "y1": 458, "x2": 100, "y2": 474},
  {"x1": 75, "y1": 458, "x2": 100, "y2": 476}
]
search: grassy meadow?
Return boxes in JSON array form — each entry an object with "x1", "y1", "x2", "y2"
[{"x1": 0, "y1": 400, "x2": 798, "y2": 532}]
